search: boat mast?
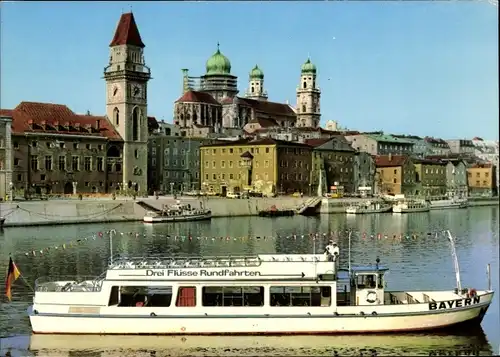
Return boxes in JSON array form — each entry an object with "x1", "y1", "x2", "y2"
[
  {"x1": 348, "y1": 230, "x2": 352, "y2": 275},
  {"x1": 109, "y1": 229, "x2": 116, "y2": 264},
  {"x1": 446, "y1": 230, "x2": 462, "y2": 292}
]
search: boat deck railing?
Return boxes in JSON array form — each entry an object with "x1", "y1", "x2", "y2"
[
  {"x1": 35, "y1": 275, "x2": 103, "y2": 292},
  {"x1": 108, "y1": 254, "x2": 328, "y2": 270}
]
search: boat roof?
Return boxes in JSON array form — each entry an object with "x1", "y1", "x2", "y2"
[{"x1": 337, "y1": 266, "x2": 389, "y2": 279}]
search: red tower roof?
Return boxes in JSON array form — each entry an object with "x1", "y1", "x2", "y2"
[{"x1": 109, "y1": 12, "x2": 145, "y2": 48}]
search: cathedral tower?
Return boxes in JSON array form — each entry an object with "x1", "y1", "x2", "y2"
[
  {"x1": 296, "y1": 58, "x2": 321, "y2": 128},
  {"x1": 104, "y1": 12, "x2": 151, "y2": 193},
  {"x1": 245, "y1": 65, "x2": 267, "y2": 101}
]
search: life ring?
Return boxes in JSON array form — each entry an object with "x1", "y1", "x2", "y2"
[
  {"x1": 366, "y1": 291, "x2": 378, "y2": 304},
  {"x1": 181, "y1": 327, "x2": 186, "y2": 332},
  {"x1": 468, "y1": 288, "x2": 477, "y2": 298}
]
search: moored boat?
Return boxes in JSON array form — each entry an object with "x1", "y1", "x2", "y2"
[
  {"x1": 427, "y1": 196, "x2": 469, "y2": 210},
  {"x1": 345, "y1": 201, "x2": 392, "y2": 214},
  {"x1": 392, "y1": 200, "x2": 430, "y2": 213},
  {"x1": 143, "y1": 201, "x2": 211, "y2": 223},
  {"x1": 27, "y1": 231, "x2": 494, "y2": 335}
]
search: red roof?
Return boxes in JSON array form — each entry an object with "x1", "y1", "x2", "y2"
[
  {"x1": 237, "y1": 97, "x2": 296, "y2": 117},
  {"x1": 175, "y1": 91, "x2": 220, "y2": 105},
  {"x1": 2, "y1": 102, "x2": 121, "y2": 139},
  {"x1": 304, "y1": 138, "x2": 331, "y2": 147},
  {"x1": 375, "y1": 155, "x2": 409, "y2": 167},
  {"x1": 109, "y1": 12, "x2": 145, "y2": 48}
]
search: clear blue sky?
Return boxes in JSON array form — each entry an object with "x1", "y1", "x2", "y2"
[{"x1": 1, "y1": 2, "x2": 498, "y2": 139}]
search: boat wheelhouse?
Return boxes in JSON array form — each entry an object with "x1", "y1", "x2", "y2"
[
  {"x1": 28, "y1": 232, "x2": 494, "y2": 335},
  {"x1": 143, "y1": 202, "x2": 211, "y2": 223}
]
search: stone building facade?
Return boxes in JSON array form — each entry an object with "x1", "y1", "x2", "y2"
[
  {"x1": 0, "y1": 12, "x2": 152, "y2": 197},
  {"x1": 148, "y1": 135, "x2": 214, "y2": 194},
  {"x1": 173, "y1": 47, "x2": 321, "y2": 137},
  {"x1": 375, "y1": 155, "x2": 416, "y2": 196},
  {"x1": 200, "y1": 138, "x2": 312, "y2": 196},
  {"x1": 0, "y1": 115, "x2": 13, "y2": 200},
  {"x1": 345, "y1": 134, "x2": 414, "y2": 156}
]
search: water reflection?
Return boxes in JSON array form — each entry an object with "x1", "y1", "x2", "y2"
[{"x1": 0, "y1": 328, "x2": 494, "y2": 357}]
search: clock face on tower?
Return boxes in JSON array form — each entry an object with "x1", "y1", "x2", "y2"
[
  {"x1": 112, "y1": 85, "x2": 119, "y2": 97},
  {"x1": 132, "y1": 84, "x2": 142, "y2": 98}
]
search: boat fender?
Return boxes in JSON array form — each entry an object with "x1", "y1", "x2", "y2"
[
  {"x1": 150, "y1": 312, "x2": 157, "y2": 317},
  {"x1": 371, "y1": 311, "x2": 377, "y2": 316},
  {"x1": 366, "y1": 291, "x2": 378, "y2": 304},
  {"x1": 468, "y1": 288, "x2": 477, "y2": 298},
  {"x1": 34, "y1": 309, "x2": 39, "y2": 315},
  {"x1": 360, "y1": 311, "x2": 365, "y2": 315}
]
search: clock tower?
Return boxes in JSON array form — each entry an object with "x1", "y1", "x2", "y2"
[{"x1": 104, "y1": 12, "x2": 151, "y2": 194}]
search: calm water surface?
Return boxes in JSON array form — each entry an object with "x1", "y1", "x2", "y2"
[{"x1": 0, "y1": 206, "x2": 498, "y2": 356}]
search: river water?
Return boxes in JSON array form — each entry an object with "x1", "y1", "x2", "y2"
[{"x1": 0, "y1": 206, "x2": 498, "y2": 356}]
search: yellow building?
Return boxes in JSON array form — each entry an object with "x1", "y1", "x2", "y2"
[
  {"x1": 375, "y1": 155, "x2": 415, "y2": 195},
  {"x1": 200, "y1": 138, "x2": 312, "y2": 196},
  {"x1": 413, "y1": 159, "x2": 447, "y2": 196},
  {"x1": 467, "y1": 163, "x2": 497, "y2": 196}
]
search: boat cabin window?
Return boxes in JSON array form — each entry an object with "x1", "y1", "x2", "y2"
[
  {"x1": 176, "y1": 287, "x2": 197, "y2": 307},
  {"x1": 114, "y1": 286, "x2": 173, "y2": 307},
  {"x1": 202, "y1": 286, "x2": 264, "y2": 307},
  {"x1": 270, "y1": 286, "x2": 331, "y2": 307},
  {"x1": 354, "y1": 274, "x2": 377, "y2": 289}
]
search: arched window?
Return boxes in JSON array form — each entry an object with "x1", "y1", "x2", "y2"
[
  {"x1": 113, "y1": 107, "x2": 120, "y2": 126},
  {"x1": 251, "y1": 86, "x2": 254, "y2": 93},
  {"x1": 132, "y1": 107, "x2": 139, "y2": 141},
  {"x1": 303, "y1": 81, "x2": 307, "y2": 89}
]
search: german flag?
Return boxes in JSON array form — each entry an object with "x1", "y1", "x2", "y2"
[{"x1": 5, "y1": 257, "x2": 21, "y2": 301}]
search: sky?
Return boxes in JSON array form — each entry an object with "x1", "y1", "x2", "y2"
[{"x1": 1, "y1": 2, "x2": 498, "y2": 140}]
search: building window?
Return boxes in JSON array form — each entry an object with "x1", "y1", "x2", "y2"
[
  {"x1": 72, "y1": 156, "x2": 79, "y2": 171},
  {"x1": 31, "y1": 141, "x2": 38, "y2": 148},
  {"x1": 14, "y1": 158, "x2": 20, "y2": 166},
  {"x1": 113, "y1": 107, "x2": 120, "y2": 126},
  {"x1": 115, "y1": 163, "x2": 122, "y2": 172},
  {"x1": 132, "y1": 107, "x2": 139, "y2": 141},
  {"x1": 73, "y1": 143, "x2": 79, "y2": 150},
  {"x1": 40, "y1": 174, "x2": 46, "y2": 181},
  {"x1": 212, "y1": 174, "x2": 216, "y2": 180},
  {"x1": 265, "y1": 147, "x2": 269, "y2": 154},
  {"x1": 45, "y1": 156, "x2": 53, "y2": 171},
  {"x1": 86, "y1": 144, "x2": 91, "y2": 150},
  {"x1": 30, "y1": 155, "x2": 38, "y2": 170},
  {"x1": 221, "y1": 161, "x2": 225, "y2": 168},
  {"x1": 13, "y1": 141, "x2": 19, "y2": 149},
  {"x1": 97, "y1": 157, "x2": 104, "y2": 172},
  {"x1": 84, "y1": 157, "x2": 92, "y2": 171}
]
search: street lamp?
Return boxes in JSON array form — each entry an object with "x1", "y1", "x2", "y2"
[{"x1": 9, "y1": 182, "x2": 13, "y2": 201}]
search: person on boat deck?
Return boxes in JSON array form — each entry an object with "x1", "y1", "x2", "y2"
[{"x1": 325, "y1": 240, "x2": 340, "y2": 262}]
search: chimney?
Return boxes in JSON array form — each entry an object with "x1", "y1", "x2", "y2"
[{"x1": 388, "y1": 153, "x2": 392, "y2": 161}]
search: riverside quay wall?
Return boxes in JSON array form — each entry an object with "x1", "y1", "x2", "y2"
[
  {"x1": 1, "y1": 196, "x2": 497, "y2": 228},
  {"x1": 0, "y1": 196, "x2": 310, "y2": 227}
]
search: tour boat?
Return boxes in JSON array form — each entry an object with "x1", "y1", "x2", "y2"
[
  {"x1": 345, "y1": 201, "x2": 392, "y2": 214},
  {"x1": 392, "y1": 200, "x2": 430, "y2": 213},
  {"x1": 143, "y1": 202, "x2": 211, "y2": 223},
  {"x1": 27, "y1": 231, "x2": 494, "y2": 335},
  {"x1": 428, "y1": 197, "x2": 468, "y2": 210}
]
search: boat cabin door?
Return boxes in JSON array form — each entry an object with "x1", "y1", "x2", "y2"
[{"x1": 350, "y1": 271, "x2": 385, "y2": 306}]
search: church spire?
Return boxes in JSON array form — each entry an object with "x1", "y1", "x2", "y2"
[{"x1": 109, "y1": 12, "x2": 145, "y2": 48}]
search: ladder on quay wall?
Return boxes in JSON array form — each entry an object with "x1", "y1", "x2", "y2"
[
  {"x1": 297, "y1": 197, "x2": 322, "y2": 215},
  {"x1": 136, "y1": 201, "x2": 162, "y2": 213}
]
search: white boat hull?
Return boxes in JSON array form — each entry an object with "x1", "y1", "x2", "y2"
[
  {"x1": 346, "y1": 207, "x2": 392, "y2": 214},
  {"x1": 428, "y1": 200, "x2": 468, "y2": 210},
  {"x1": 392, "y1": 205, "x2": 430, "y2": 213},
  {"x1": 29, "y1": 291, "x2": 492, "y2": 335},
  {"x1": 143, "y1": 212, "x2": 211, "y2": 223}
]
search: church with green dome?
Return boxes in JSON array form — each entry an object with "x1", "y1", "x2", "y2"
[{"x1": 174, "y1": 45, "x2": 321, "y2": 137}]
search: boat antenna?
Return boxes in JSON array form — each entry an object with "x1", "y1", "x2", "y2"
[
  {"x1": 348, "y1": 229, "x2": 352, "y2": 276},
  {"x1": 446, "y1": 230, "x2": 462, "y2": 292},
  {"x1": 109, "y1": 229, "x2": 116, "y2": 264}
]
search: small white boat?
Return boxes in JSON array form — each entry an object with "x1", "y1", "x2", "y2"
[
  {"x1": 345, "y1": 201, "x2": 392, "y2": 214},
  {"x1": 27, "y1": 231, "x2": 494, "y2": 335},
  {"x1": 392, "y1": 200, "x2": 430, "y2": 213},
  {"x1": 143, "y1": 202, "x2": 211, "y2": 223},
  {"x1": 428, "y1": 197, "x2": 468, "y2": 210}
]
